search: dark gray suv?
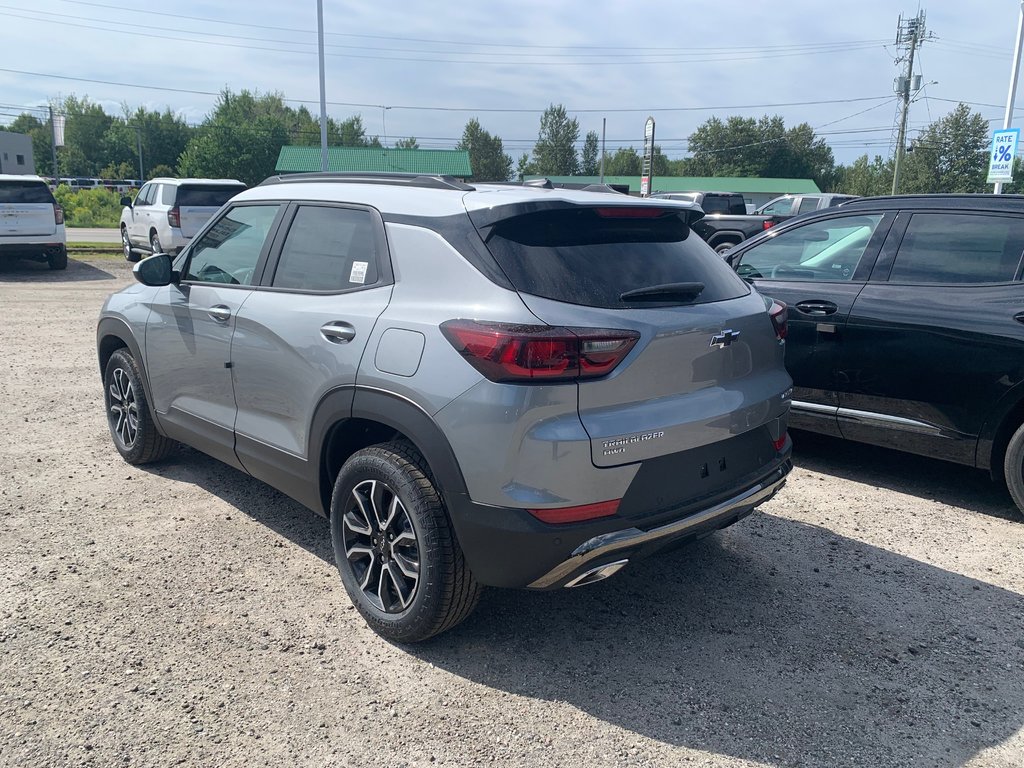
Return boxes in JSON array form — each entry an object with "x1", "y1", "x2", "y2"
[{"x1": 97, "y1": 173, "x2": 793, "y2": 641}]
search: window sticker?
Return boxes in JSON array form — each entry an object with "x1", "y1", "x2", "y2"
[{"x1": 349, "y1": 261, "x2": 369, "y2": 284}]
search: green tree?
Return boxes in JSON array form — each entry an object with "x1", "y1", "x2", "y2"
[
  {"x1": 604, "y1": 147, "x2": 641, "y2": 176},
  {"x1": 147, "y1": 164, "x2": 175, "y2": 179},
  {"x1": 899, "y1": 103, "x2": 989, "y2": 193},
  {"x1": 102, "y1": 106, "x2": 194, "y2": 179},
  {"x1": 456, "y1": 119, "x2": 512, "y2": 182},
  {"x1": 100, "y1": 161, "x2": 136, "y2": 179},
  {"x1": 394, "y1": 137, "x2": 419, "y2": 149},
  {"x1": 516, "y1": 153, "x2": 534, "y2": 180},
  {"x1": 530, "y1": 104, "x2": 579, "y2": 175},
  {"x1": 685, "y1": 114, "x2": 835, "y2": 188},
  {"x1": 338, "y1": 115, "x2": 380, "y2": 147},
  {"x1": 580, "y1": 130, "x2": 599, "y2": 175},
  {"x1": 833, "y1": 154, "x2": 894, "y2": 196},
  {"x1": 58, "y1": 95, "x2": 114, "y2": 175}
]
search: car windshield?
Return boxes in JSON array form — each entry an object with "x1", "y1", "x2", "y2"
[{"x1": 0, "y1": 182, "x2": 55, "y2": 204}]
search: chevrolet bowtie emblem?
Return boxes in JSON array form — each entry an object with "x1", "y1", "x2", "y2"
[{"x1": 710, "y1": 329, "x2": 741, "y2": 349}]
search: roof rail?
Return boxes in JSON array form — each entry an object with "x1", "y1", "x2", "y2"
[{"x1": 259, "y1": 172, "x2": 474, "y2": 192}]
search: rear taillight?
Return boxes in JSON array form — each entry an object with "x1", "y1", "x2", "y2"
[
  {"x1": 768, "y1": 300, "x2": 788, "y2": 341},
  {"x1": 167, "y1": 206, "x2": 180, "y2": 228},
  {"x1": 440, "y1": 320, "x2": 639, "y2": 383},
  {"x1": 772, "y1": 432, "x2": 789, "y2": 452},
  {"x1": 53, "y1": 205, "x2": 63, "y2": 225},
  {"x1": 762, "y1": 219, "x2": 775, "y2": 230},
  {"x1": 528, "y1": 499, "x2": 620, "y2": 525}
]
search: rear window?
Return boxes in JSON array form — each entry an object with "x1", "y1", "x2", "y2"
[
  {"x1": 0, "y1": 181, "x2": 55, "y2": 204},
  {"x1": 701, "y1": 195, "x2": 746, "y2": 215},
  {"x1": 177, "y1": 184, "x2": 246, "y2": 207},
  {"x1": 482, "y1": 207, "x2": 749, "y2": 309}
]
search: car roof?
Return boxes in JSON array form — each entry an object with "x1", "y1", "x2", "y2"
[
  {"x1": 0, "y1": 174, "x2": 48, "y2": 183},
  {"x1": 149, "y1": 177, "x2": 246, "y2": 186},
  {"x1": 236, "y1": 175, "x2": 702, "y2": 219},
  {"x1": 839, "y1": 194, "x2": 1024, "y2": 211}
]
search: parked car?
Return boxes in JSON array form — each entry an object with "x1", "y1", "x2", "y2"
[
  {"x1": 725, "y1": 194, "x2": 1024, "y2": 517},
  {"x1": 119, "y1": 177, "x2": 246, "y2": 261},
  {"x1": 756, "y1": 193, "x2": 860, "y2": 222},
  {"x1": 651, "y1": 191, "x2": 781, "y2": 253},
  {"x1": 0, "y1": 174, "x2": 67, "y2": 270},
  {"x1": 97, "y1": 172, "x2": 794, "y2": 641}
]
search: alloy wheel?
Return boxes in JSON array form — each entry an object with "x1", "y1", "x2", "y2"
[
  {"x1": 108, "y1": 367, "x2": 139, "y2": 448},
  {"x1": 121, "y1": 228, "x2": 131, "y2": 260},
  {"x1": 342, "y1": 479, "x2": 420, "y2": 613}
]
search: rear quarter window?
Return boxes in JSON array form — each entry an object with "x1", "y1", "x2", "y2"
[
  {"x1": 0, "y1": 182, "x2": 55, "y2": 204},
  {"x1": 889, "y1": 213, "x2": 1024, "y2": 284},
  {"x1": 177, "y1": 185, "x2": 246, "y2": 207},
  {"x1": 482, "y1": 207, "x2": 750, "y2": 309}
]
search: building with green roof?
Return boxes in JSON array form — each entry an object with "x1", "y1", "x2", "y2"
[
  {"x1": 525, "y1": 175, "x2": 820, "y2": 208},
  {"x1": 276, "y1": 146, "x2": 472, "y2": 178}
]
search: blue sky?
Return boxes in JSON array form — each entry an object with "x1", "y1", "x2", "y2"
[{"x1": 0, "y1": 0, "x2": 1021, "y2": 165}]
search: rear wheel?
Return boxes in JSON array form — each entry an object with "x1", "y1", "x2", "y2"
[
  {"x1": 122, "y1": 226, "x2": 139, "y2": 262},
  {"x1": 1002, "y1": 422, "x2": 1024, "y2": 519},
  {"x1": 150, "y1": 230, "x2": 162, "y2": 256},
  {"x1": 47, "y1": 246, "x2": 67, "y2": 270},
  {"x1": 330, "y1": 442, "x2": 481, "y2": 642},
  {"x1": 103, "y1": 348, "x2": 175, "y2": 464},
  {"x1": 714, "y1": 240, "x2": 740, "y2": 254}
]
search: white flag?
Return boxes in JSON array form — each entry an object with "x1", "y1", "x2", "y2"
[{"x1": 53, "y1": 114, "x2": 65, "y2": 148}]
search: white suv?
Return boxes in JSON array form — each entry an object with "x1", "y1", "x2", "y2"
[
  {"x1": 0, "y1": 174, "x2": 67, "y2": 270},
  {"x1": 119, "y1": 177, "x2": 246, "y2": 261}
]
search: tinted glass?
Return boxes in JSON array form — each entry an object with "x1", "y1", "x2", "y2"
[
  {"x1": 701, "y1": 195, "x2": 746, "y2": 215},
  {"x1": 160, "y1": 185, "x2": 175, "y2": 205},
  {"x1": 736, "y1": 214, "x2": 884, "y2": 282},
  {"x1": 177, "y1": 184, "x2": 245, "y2": 207},
  {"x1": 760, "y1": 198, "x2": 795, "y2": 216},
  {"x1": 272, "y1": 206, "x2": 379, "y2": 292},
  {"x1": 184, "y1": 205, "x2": 280, "y2": 286},
  {"x1": 483, "y1": 208, "x2": 749, "y2": 308},
  {"x1": 827, "y1": 196, "x2": 856, "y2": 207},
  {"x1": 135, "y1": 184, "x2": 153, "y2": 206},
  {"x1": 0, "y1": 181, "x2": 55, "y2": 204},
  {"x1": 797, "y1": 197, "x2": 821, "y2": 215},
  {"x1": 889, "y1": 213, "x2": 1024, "y2": 284}
]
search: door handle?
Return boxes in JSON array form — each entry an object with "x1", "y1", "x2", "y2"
[
  {"x1": 320, "y1": 322, "x2": 356, "y2": 344},
  {"x1": 207, "y1": 305, "x2": 231, "y2": 322},
  {"x1": 795, "y1": 300, "x2": 839, "y2": 316},
  {"x1": 1014, "y1": 311, "x2": 1024, "y2": 324}
]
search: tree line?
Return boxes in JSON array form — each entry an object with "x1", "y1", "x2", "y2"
[{"x1": 1, "y1": 92, "x2": 1007, "y2": 193}]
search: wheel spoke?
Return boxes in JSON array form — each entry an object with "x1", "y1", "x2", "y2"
[
  {"x1": 391, "y1": 549, "x2": 419, "y2": 581},
  {"x1": 392, "y1": 530, "x2": 416, "y2": 547},
  {"x1": 346, "y1": 488, "x2": 374, "y2": 535},
  {"x1": 385, "y1": 563, "x2": 414, "y2": 609},
  {"x1": 370, "y1": 481, "x2": 390, "y2": 530}
]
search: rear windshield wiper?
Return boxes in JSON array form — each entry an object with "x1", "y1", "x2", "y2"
[{"x1": 619, "y1": 282, "x2": 705, "y2": 303}]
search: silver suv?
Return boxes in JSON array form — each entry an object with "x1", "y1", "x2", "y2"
[
  {"x1": 119, "y1": 177, "x2": 246, "y2": 261},
  {"x1": 97, "y1": 173, "x2": 793, "y2": 642}
]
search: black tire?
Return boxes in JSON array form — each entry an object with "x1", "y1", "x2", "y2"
[
  {"x1": 714, "y1": 240, "x2": 740, "y2": 254},
  {"x1": 122, "y1": 226, "x2": 139, "y2": 263},
  {"x1": 150, "y1": 230, "x2": 162, "y2": 256},
  {"x1": 1002, "y1": 421, "x2": 1024, "y2": 519},
  {"x1": 330, "y1": 442, "x2": 481, "y2": 643},
  {"x1": 103, "y1": 348, "x2": 175, "y2": 464},
  {"x1": 47, "y1": 246, "x2": 67, "y2": 270}
]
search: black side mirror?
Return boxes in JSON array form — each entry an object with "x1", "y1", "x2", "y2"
[
  {"x1": 133, "y1": 252, "x2": 174, "y2": 286},
  {"x1": 120, "y1": 195, "x2": 133, "y2": 207}
]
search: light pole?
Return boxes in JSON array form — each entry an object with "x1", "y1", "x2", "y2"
[
  {"x1": 317, "y1": 0, "x2": 328, "y2": 172},
  {"x1": 995, "y1": 1, "x2": 1024, "y2": 194}
]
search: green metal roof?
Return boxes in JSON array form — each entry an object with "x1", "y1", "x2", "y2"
[
  {"x1": 276, "y1": 146, "x2": 472, "y2": 176},
  {"x1": 526, "y1": 175, "x2": 821, "y2": 195}
]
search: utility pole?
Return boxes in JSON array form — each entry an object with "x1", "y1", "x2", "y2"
[
  {"x1": 316, "y1": 0, "x2": 328, "y2": 172},
  {"x1": 599, "y1": 117, "x2": 606, "y2": 182},
  {"x1": 135, "y1": 127, "x2": 144, "y2": 181},
  {"x1": 891, "y1": 11, "x2": 930, "y2": 195}
]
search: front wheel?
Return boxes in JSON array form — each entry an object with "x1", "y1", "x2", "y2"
[
  {"x1": 122, "y1": 227, "x2": 139, "y2": 262},
  {"x1": 330, "y1": 442, "x2": 481, "y2": 642},
  {"x1": 1002, "y1": 422, "x2": 1024, "y2": 519},
  {"x1": 103, "y1": 348, "x2": 175, "y2": 464}
]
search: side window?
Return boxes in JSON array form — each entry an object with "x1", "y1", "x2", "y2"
[
  {"x1": 160, "y1": 185, "x2": 176, "y2": 205},
  {"x1": 135, "y1": 184, "x2": 152, "y2": 206},
  {"x1": 270, "y1": 206, "x2": 381, "y2": 292},
  {"x1": 796, "y1": 196, "x2": 821, "y2": 215},
  {"x1": 184, "y1": 205, "x2": 281, "y2": 286},
  {"x1": 760, "y1": 198, "x2": 795, "y2": 216},
  {"x1": 889, "y1": 213, "x2": 1024, "y2": 284},
  {"x1": 735, "y1": 214, "x2": 884, "y2": 281}
]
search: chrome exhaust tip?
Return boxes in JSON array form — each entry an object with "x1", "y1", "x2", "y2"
[{"x1": 564, "y1": 559, "x2": 629, "y2": 588}]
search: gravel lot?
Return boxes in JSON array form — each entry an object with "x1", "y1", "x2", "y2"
[{"x1": 1, "y1": 256, "x2": 1023, "y2": 768}]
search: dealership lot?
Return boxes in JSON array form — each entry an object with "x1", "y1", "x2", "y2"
[{"x1": 1, "y1": 257, "x2": 1023, "y2": 767}]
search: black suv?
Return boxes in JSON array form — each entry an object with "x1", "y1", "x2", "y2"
[{"x1": 725, "y1": 194, "x2": 1024, "y2": 517}]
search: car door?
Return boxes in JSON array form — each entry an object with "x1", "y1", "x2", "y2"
[
  {"x1": 730, "y1": 211, "x2": 893, "y2": 436},
  {"x1": 837, "y1": 210, "x2": 1024, "y2": 465},
  {"x1": 144, "y1": 203, "x2": 285, "y2": 468},
  {"x1": 229, "y1": 203, "x2": 393, "y2": 501},
  {"x1": 127, "y1": 183, "x2": 152, "y2": 242}
]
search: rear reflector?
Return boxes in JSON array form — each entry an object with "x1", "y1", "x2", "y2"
[
  {"x1": 594, "y1": 207, "x2": 668, "y2": 218},
  {"x1": 440, "y1": 320, "x2": 639, "y2": 383},
  {"x1": 772, "y1": 432, "x2": 789, "y2": 452},
  {"x1": 53, "y1": 205, "x2": 63, "y2": 225},
  {"x1": 528, "y1": 499, "x2": 620, "y2": 525}
]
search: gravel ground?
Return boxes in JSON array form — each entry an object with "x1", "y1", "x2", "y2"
[{"x1": 1, "y1": 256, "x2": 1023, "y2": 768}]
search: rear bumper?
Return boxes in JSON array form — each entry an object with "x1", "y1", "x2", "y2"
[
  {"x1": 0, "y1": 242, "x2": 66, "y2": 259},
  {"x1": 447, "y1": 452, "x2": 791, "y2": 590}
]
